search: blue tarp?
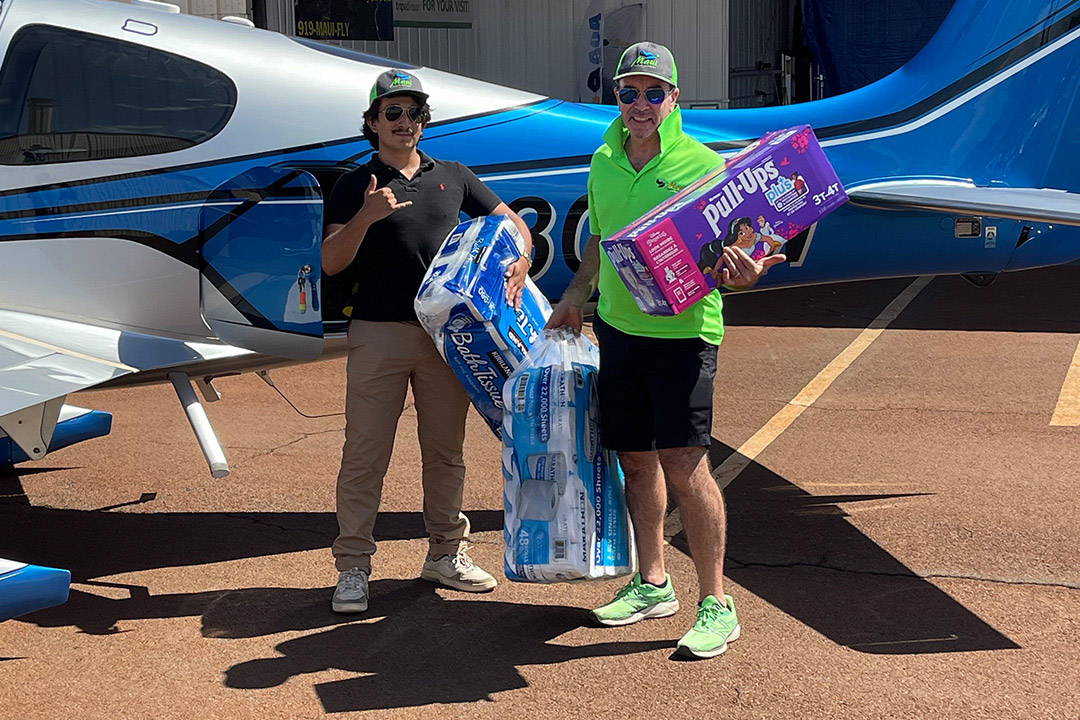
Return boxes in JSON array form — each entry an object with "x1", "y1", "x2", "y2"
[{"x1": 801, "y1": 0, "x2": 955, "y2": 96}]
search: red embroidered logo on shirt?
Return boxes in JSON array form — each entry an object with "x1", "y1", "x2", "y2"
[{"x1": 439, "y1": 183, "x2": 445, "y2": 190}]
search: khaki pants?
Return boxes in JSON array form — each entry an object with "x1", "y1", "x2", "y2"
[{"x1": 333, "y1": 319, "x2": 472, "y2": 573}]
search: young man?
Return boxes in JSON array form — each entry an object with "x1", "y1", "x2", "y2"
[
  {"x1": 546, "y1": 43, "x2": 785, "y2": 659},
  {"x1": 322, "y1": 69, "x2": 532, "y2": 613}
]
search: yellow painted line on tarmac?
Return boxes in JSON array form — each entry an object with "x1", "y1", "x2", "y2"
[
  {"x1": 712, "y1": 275, "x2": 934, "y2": 490},
  {"x1": 1050, "y1": 336, "x2": 1080, "y2": 426}
]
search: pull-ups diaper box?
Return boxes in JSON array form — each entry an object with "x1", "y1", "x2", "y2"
[{"x1": 601, "y1": 125, "x2": 847, "y2": 315}]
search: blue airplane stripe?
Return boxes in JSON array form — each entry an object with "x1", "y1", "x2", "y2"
[
  {"x1": 0, "y1": 213, "x2": 195, "y2": 246},
  {"x1": 676, "y1": 6, "x2": 1080, "y2": 149},
  {"x1": 814, "y1": 6, "x2": 1080, "y2": 141},
  {"x1": 0, "y1": 164, "x2": 324, "y2": 245},
  {"x1": 0, "y1": 135, "x2": 367, "y2": 200},
  {"x1": 0, "y1": 103, "x2": 582, "y2": 215},
  {"x1": 976, "y1": 0, "x2": 1080, "y2": 63},
  {"x1": 341, "y1": 99, "x2": 561, "y2": 163},
  {"x1": 427, "y1": 98, "x2": 557, "y2": 131},
  {"x1": 0, "y1": 185, "x2": 318, "y2": 223},
  {"x1": 0, "y1": 229, "x2": 197, "y2": 265},
  {"x1": 0, "y1": 100, "x2": 560, "y2": 203},
  {"x1": 200, "y1": 263, "x2": 290, "y2": 334},
  {"x1": 198, "y1": 168, "x2": 304, "y2": 246},
  {"x1": 469, "y1": 154, "x2": 596, "y2": 176},
  {"x1": 678, "y1": 7, "x2": 1080, "y2": 148}
]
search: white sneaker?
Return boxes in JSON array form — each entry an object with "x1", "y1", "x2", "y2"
[
  {"x1": 332, "y1": 567, "x2": 369, "y2": 613},
  {"x1": 420, "y1": 546, "x2": 497, "y2": 592}
]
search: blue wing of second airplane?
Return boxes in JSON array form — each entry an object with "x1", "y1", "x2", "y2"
[{"x1": 0, "y1": 559, "x2": 70, "y2": 622}]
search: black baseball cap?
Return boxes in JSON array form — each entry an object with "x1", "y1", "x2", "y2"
[
  {"x1": 613, "y1": 42, "x2": 679, "y2": 87},
  {"x1": 368, "y1": 69, "x2": 429, "y2": 106}
]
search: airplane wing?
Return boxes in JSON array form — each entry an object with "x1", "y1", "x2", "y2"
[
  {"x1": 0, "y1": 308, "x2": 253, "y2": 469},
  {"x1": 0, "y1": 558, "x2": 69, "y2": 622},
  {"x1": 846, "y1": 181, "x2": 1080, "y2": 226},
  {"x1": 0, "y1": 310, "x2": 138, "y2": 460},
  {"x1": 0, "y1": 310, "x2": 136, "y2": 419}
]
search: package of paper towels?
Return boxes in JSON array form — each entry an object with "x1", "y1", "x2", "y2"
[
  {"x1": 415, "y1": 215, "x2": 551, "y2": 437},
  {"x1": 501, "y1": 329, "x2": 635, "y2": 582}
]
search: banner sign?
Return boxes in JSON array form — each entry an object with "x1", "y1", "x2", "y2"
[
  {"x1": 393, "y1": 0, "x2": 474, "y2": 29},
  {"x1": 294, "y1": 0, "x2": 394, "y2": 40}
]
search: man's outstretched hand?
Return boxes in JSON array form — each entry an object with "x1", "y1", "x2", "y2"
[{"x1": 720, "y1": 246, "x2": 786, "y2": 289}]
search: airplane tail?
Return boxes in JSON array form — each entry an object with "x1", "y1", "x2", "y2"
[
  {"x1": 837, "y1": 0, "x2": 1080, "y2": 192},
  {"x1": 694, "y1": 1, "x2": 1080, "y2": 197}
]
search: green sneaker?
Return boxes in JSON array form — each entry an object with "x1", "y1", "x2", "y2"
[
  {"x1": 676, "y1": 594, "x2": 741, "y2": 659},
  {"x1": 590, "y1": 572, "x2": 680, "y2": 627}
]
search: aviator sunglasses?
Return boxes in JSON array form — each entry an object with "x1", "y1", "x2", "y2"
[
  {"x1": 380, "y1": 105, "x2": 425, "y2": 122},
  {"x1": 616, "y1": 86, "x2": 672, "y2": 105}
]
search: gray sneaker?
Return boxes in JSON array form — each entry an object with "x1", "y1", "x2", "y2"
[
  {"x1": 332, "y1": 567, "x2": 369, "y2": 613},
  {"x1": 420, "y1": 546, "x2": 497, "y2": 592}
]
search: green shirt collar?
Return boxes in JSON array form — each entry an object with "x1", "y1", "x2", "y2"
[{"x1": 602, "y1": 106, "x2": 685, "y2": 162}]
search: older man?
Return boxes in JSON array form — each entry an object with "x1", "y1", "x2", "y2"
[{"x1": 546, "y1": 43, "x2": 785, "y2": 659}]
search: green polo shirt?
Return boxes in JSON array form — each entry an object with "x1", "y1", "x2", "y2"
[{"x1": 589, "y1": 107, "x2": 725, "y2": 344}]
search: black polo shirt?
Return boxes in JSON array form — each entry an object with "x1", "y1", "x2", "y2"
[{"x1": 324, "y1": 150, "x2": 501, "y2": 322}]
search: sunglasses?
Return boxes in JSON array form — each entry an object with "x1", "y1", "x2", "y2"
[
  {"x1": 380, "y1": 105, "x2": 425, "y2": 122},
  {"x1": 616, "y1": 87, "x2": 672, "y2": 105}
]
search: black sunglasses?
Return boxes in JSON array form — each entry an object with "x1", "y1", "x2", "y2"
[
  {"x1": 381, "y1": 105, "x2": 425, "y2": 122},
  {"x1": 616, "y1": 87, "x2": 671, "y2": 105}
]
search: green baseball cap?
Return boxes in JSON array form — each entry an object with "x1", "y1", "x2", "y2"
[
  {"x1": 368, "y1": 69, "x2": 429, "y2": 107},
  {"x1": 613, "y1": 42, "x2": 678, "y2": 87}
]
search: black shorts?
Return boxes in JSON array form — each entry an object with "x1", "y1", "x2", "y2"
[{"x1": 594, "y1": 314, "x2": 718, "y2": 452}]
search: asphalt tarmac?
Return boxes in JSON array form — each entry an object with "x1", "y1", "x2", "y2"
[{"x1": 2, "y1": 268, "x2": 1079, "y2": 719}]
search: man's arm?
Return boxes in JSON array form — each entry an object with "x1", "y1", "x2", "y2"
[
  {"x1": 491, "y1": 202, "x2": 533, "y2": 310},
  {"x1": 322, "y1": 175, "x2": 411, "y2": 276},
  {"x1": 322, "y1": 218, "x2": 369, "y2": 276},
  {"x1": 544, "y1": 233, "x2": 601, "y2": 334},
  {"x1": 491, "y1": 202, "x2": 532, "y2": 257}
]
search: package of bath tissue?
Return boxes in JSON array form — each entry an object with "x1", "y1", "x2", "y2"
[
  {"x1": 415, "y1": 215, "x2": 551, "y2": 437},
  {"x1": 501, "y1": 329, "x2": 635, "y2": 582}
]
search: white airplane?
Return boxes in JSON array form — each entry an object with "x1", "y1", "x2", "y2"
[
  {"x1": 0, "y1": 0, "x2": 550, "y2": 480},
  {"x1": 4, "y1": 0, "x2": 1080, "y2": 619}
]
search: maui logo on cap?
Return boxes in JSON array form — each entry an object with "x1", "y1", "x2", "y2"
[
  {"x1": 632, "y1": 50, "x2": 659, "y2": 67},
  {"x1": 389, "y1": 72, "x2": 413, "y2": 88}
]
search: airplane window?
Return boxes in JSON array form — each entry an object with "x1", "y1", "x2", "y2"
[
  {"x1": 291, "y1": 37, "x2": 417, "y2": 70},
  {"x1": 0, "y1": 25, "x2": 236, "y2": 165}
]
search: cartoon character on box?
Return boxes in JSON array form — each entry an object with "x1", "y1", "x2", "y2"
[
  {"x1": 791, "y1": 171, "x2": 808, "y2": 196},
  {"x1": 696, "y1": 216, "x2": 785, "y2": 282},
  {"x1": 755, "y1": 215, "x2": 785, "y2": 254}
]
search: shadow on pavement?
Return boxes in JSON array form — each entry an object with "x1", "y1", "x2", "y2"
[
  {"x1": 222, "y1": 578, "x2": 670, "y2": 712},
  {"x1": 8, "y1": 452, "x2": 1018, "y2": 654},
  {"x1": 680, "y1": 440, "x2": 1021, "y2": 654},
  {"x1": 6, "y1": 505, "x2": 500, "y2": 634},
  {"x1": 0, "y1": 504, "x2": 501, "y2": 581},
  {"x1": 25, "y1": 584, "x2": 348, "y2": 637}
]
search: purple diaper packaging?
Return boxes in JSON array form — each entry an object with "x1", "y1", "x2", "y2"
[{"x1": 600, "y1": 125, "x2": 847, "y2": 315}]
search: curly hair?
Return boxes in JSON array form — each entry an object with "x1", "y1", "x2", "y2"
[{"x1": 362, "y1": 94, "x2": 432, "y2": 150}]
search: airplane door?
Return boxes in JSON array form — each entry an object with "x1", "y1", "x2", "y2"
[{"x1": 199, "y1": 167, "x2": 323, "y2": 361}]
